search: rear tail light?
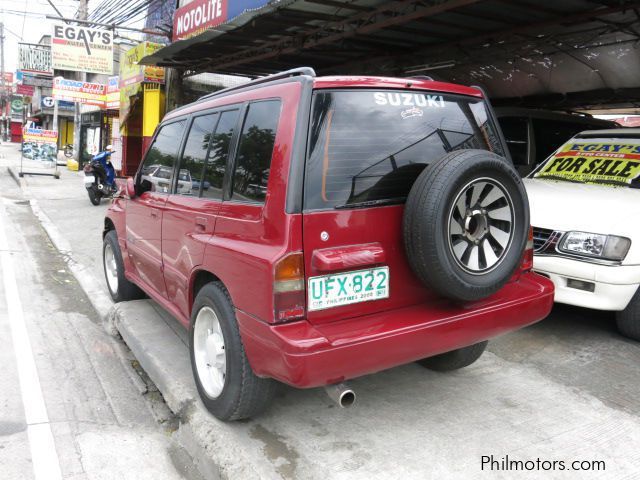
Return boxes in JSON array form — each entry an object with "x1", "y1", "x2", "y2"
[
  {"x1": 521, "y1": 226, "x2": 534, "y2": 271},
  {"x1": 273, "y1": 252, "x2": 306, "y2": 322}
]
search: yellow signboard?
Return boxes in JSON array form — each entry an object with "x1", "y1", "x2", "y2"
[
  {"x1": 119, "y1": 42, "x2": 165, "y2": 87},
  {"x1": 534, "y1": 142, "x2": 640, "y2": 187}
]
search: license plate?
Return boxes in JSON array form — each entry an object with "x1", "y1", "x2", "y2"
[
  {"x1": 308, "y1": 267, "x2": 389, "y2": 311},
  {"x1": 83, "y1": 175, "x2": 94, "y2": 185}
]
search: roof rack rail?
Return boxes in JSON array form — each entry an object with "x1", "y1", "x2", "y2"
[
  {"x1": 407, "y1": 75, "x2": 434, "y2": 81},
  {"x1": 198, "y1": 67, "x2": 316, "y2": 102}
]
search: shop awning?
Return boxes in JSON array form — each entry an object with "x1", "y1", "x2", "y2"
[{"x1": 141, "y1": 0, "x2": 640, "y2": 109}]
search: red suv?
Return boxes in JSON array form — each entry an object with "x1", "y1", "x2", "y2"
[{"x1": 103, "y1": 68, "x2": 554, "y2": 421}]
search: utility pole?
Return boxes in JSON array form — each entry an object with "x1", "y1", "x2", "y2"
[
  {"x1": 72, "y1": 0, "x2": 89, "y2": 164},
  {"x1": 0, "y1": 22, "x2": 6, "y2": 142}
]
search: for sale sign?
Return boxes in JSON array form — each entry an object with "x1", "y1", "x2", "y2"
[{"x1": 52, "y1": 23, "x2": 113, "y2": 75}]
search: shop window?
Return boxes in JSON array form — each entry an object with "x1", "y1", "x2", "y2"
[
  {"x1": 231, "y1": 100, "x2": 281, "y2": 203},
  {"x1": 202, "y1": 109, "x2": 240, "y2": 200},
  {"x1": 179, "y1": 113, "x2": 219, "y2": 196},
  {"x1": 139, "y1": 120, "x2": 186, "y2": 194}
]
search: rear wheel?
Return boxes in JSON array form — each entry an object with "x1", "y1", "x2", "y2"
[
  {"x1": 404, "y1": 149, "x2": 529, "y2": 302},
  {"x1": 616, "y1": 288, "x2": 640, "y2": 341},
  {"x1": 190, "y1": 282, "x2": 277, "y2": 421},
  {"x1": 88, "y1": 185, "x2": 101, "y2": 205},
  {"x1": 103, "y1": 230, "x2": 145, "y2": 302},
  {"x1": 417, "y1": 341, "x2": 488, "y2": 371}
]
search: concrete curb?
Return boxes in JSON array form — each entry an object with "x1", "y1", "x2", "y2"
[
  {"x1": 107, "y1": 302, "x2": 275, "y2": 480},
  {"x1": 7, "y1": 166, "x2": 28, "y2": 191}
]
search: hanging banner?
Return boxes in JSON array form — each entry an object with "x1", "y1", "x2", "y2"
[
  {"x1": 52, "y1": 77, "x2": 106, "y2": 108},
  {"x1": 106, "y1": 76, "x2": 120, "y2": 109},
  {"x1": 173, "y1": 0, "x2": 228, "y2": 41},
  {"x1": 18, "y1": 44, "x2": 53, "y2": 75},
  {"x1": 22, "y1": 127, "x2": 58, "y2": 163},
  {"x1": 120, "y1": 42, "x2": 165, "y2": 87},
  {"x1": 51, "y1": 23, "x2": 113, "y2": 75}
]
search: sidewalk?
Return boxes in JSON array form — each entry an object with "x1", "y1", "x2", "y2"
[{"x1": 5, "y1": 142, "x2": 640, "y2": 479}]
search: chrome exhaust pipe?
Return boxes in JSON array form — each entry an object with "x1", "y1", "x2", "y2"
[{"x1": 324, "y1": 383, "x2": 356, "y2": 408}]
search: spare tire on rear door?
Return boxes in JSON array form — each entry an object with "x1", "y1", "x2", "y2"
[{"x1": 403, "y1": 149, "x2": 529, "y2": 302}]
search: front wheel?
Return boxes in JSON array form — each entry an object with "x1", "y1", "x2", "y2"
[
  {"x1": 88, "y1": 185, "x2": 101, "y2": 205},
  {"x1": 103, "y1": 230, "x2": 145, "y2": 302},
  {"x1": 417, "y1": 341, "x2": 488, "y2": 371},
  {"x1": 616, "y1": 288, "x2": 640, "y2": 341},
  {"x1": 190, "y1": 282, "x2": 277, "y2": 421}
]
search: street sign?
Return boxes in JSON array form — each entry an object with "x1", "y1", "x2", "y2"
[
  {"x1": 52, "y1": 77, "x2": 107, "y2": 108},
  {"x1": 16, "y1": 84, "x2": 35, "y2": 96},
  {"x1": 51, "y1": 23, "x2": 114, "y2": 75},
  {"x1": 18, "y1": 44, "x2": 53, "y2": 75}
]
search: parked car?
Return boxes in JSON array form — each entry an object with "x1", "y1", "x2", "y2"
[
  {"x1": 496, "y1": 108, "x2": 618, "y2": 176},
  {"x1": 141, "y1": 164, "x2": 193, "y2": 194},
  {"x1": 102, "y1": 68, "x2": 554, "y2": 421},
  {"x1": 525, "y1": 128, "x2": 640, "y2": 340}
]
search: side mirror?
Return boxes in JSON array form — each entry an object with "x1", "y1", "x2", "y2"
[
  {"x1": 136, "y1": 178, "x2": 153, "y2": 196},
  {"x1": 126, "y1": 177, "x2": 136, "y2": 198}
]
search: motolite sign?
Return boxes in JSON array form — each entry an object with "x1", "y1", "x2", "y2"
[
  {"x1": 173, "y1": 0, "x2": 227, "y2": 41},
  {"x1": 52, "y1": 23, "x2": 113, "y2": 75}
]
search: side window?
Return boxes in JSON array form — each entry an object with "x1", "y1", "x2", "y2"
[
  {"x1": 231, "y1": 100, "x2": 281, "y2": 203},
  {"x1": 140, "y1": 120, "x2": 186, "y2": 193},
  {"x1": 202, "y1": 109, "x2": 239, "y2": 200},
  {"x1": 178, "y1": 113, "x2": 218, "y2": 196}
]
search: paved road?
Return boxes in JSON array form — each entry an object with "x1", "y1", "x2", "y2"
[
  {"x1": 0, "y1": 150, "x2": 200, "y2": 479},
  {"x1": 5, "y1": 143, "x2": 640, "y2": 479}
]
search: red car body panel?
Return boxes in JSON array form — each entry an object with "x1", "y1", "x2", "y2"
[
  {"x1": 105, "y1": 74, "x2": 554, "y2": 389},
  {"x1": 237, "y1": 272, "x2": 553, "y2": 388}
]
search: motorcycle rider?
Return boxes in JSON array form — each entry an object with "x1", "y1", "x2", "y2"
[{"x1": 93, "y1": 145, "x2": 116, "y2": 190}]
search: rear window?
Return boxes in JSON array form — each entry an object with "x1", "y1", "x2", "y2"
[{"x1": 304, "y1": 90, "x2": 504, "y2": 210}]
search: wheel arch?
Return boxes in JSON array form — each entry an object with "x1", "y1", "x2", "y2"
[
  {"x1": 190, "y1": 269, "x2": 225, "y2": 318},
  {"x1": 103, "y1": 217, "x2": 116, "y2": 238}
]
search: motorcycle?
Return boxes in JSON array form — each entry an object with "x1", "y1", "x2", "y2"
[{"x1": 84, "y1": 146, "x2": 117, "y2": 205}]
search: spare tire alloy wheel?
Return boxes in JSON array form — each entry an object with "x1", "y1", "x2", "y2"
[
  {"x1": 448, "y1": 178, "x2": 514, "y2": 274},
  {"x1": 404, "y1": 149, "x2": 529, "y2": 302}
]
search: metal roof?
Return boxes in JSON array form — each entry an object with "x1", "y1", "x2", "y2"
[{"x1": 142, "y1": 0, "x2": 640, "y2": 109}]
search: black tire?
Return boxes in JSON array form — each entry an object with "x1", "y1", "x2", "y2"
[
  {"x1": 88, "y1": 185, "x2": 101, "y2": 205},
  {"x1": 403, "y1": 149, "x2": 529, "y2": 302},
  {"x1": 616, "y1": 288, "x2": 640, "y2": 341},
  {"x1": 418, "y1": 341, "x2": 488, "y2": 372},
  {"x1": 102, "y1": 230, "x2": 145, "y2": 302},
  {"x1": 190, "y1": 282, "x2": 277, "y2": 421}
]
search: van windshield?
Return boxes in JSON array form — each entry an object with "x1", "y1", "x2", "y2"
[
  {"x1": 532, "y1": 138, "x2": 640, "y2": 188},
  {"x1": 304, "y1": 89, "x2": 504, "y2": 210}
]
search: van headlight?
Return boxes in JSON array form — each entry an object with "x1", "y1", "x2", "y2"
[{"x1": 559, "y1": 232, "x2": 631, "y2": 261}]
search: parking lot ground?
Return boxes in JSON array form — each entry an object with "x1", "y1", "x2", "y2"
[{"x1": 5, "y1": 143, "x2": 640, "y2": 479}]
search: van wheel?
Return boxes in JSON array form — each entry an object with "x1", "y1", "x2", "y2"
[
  {"x1": 103, "y1": 230, "x2": 145, "y2": 302},
  {"x1": 404, "y1": 149, "x2": 529, "y2": 302},
  {"x1": 190, "y1": 282, "x2": 277, "y2": 421},
  {"x1": 616, "y1": 288, "x2": 640, "y2": 341},
  {"x1": 418, "y1": 341, "x2": 488, "y2": 372}
]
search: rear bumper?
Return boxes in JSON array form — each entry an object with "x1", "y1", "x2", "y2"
[{"x1": 238, "y1": 272, "x2": 554, "y2": 388}]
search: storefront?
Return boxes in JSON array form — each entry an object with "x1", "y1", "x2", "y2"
[{"x1": 119, "y1": 42, "x2": 165, "y2": 176}]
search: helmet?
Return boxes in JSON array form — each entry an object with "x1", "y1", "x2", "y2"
[{"x1": 106, "y1": 144, "x2": 113, "y2": 151}]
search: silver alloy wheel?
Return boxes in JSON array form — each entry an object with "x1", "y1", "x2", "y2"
[
  {"x1": 103, "y1": 243, "x2": 119, "y2": 293},
  {"x1": 447, "y1": 177, "x2": 514, "y2": 275},
  {"x1": 193, "y1": 306, "x2": 227, "y2": 398}
]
